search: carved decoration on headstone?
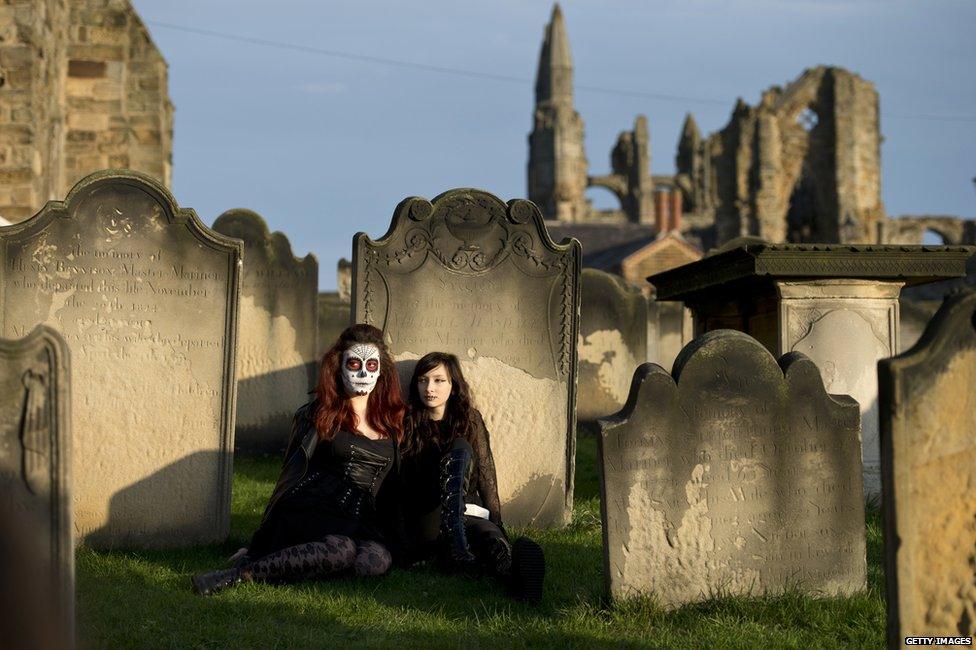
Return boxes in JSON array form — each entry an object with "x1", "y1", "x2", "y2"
[
  {"x1": 880, "y1": 290, "x2": 976, "y2": 647},
  {"x1": 353, "y1": 189, "x2": 580, "y2": 526},
  {"x1": 598, "y1": 329, "x2": 866, "y2": 606},
  {"x1": 0, "y1": 170, "x2": 242, "y2": 548},
  {"x1": 0, "y1": 325, "x2": 72, "y2": 639},
  {"x1": 213, "y1": 209, "x2": 317, "y2": 453}
]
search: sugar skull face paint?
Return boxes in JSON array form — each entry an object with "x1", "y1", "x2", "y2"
[{"x1": 341, "y1": 344, "x2": 381, "y2": 396}]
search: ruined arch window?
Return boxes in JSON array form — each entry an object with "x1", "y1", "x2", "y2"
[
  {"x1": 797, "y1": 107, "x2": 819, "y2": 132},
  {"x1": 922, "y1": 228, "x2": 947, "y2": 245},
  {"x1": 585, "y1": 184, "x2": 623, "y2": 213}
]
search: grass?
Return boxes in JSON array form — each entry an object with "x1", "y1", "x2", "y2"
[{"x1": 77, "y1": 436, "x2": 886, "y2": 648}]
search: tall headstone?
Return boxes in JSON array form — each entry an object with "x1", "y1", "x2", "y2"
[
  {"x1": 0, "y1": 170, "x2": 242, "y2": 547},
  {"x1": 318, "y1": 260, "x2": 353, "y2": 358},
  {"x1": 598, "y1": 330, "x2": 866, "y2": 606},
  {"x1": 578, "y1": 269, "x2": 647, "y2": 421},
  {"x1": 353, "y1": 189, "x2": 580, "y2": 526},
  {"x1": 879, "y1": 290, "x2": 976, "y2": 647},
  {"x1": 0, "y1": 325, "x2": 72, "y2": 641},
  {"x1": 212, "y1": 209, "x2": 317, "y2": 453}
]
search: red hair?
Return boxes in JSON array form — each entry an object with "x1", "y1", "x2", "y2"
[{"x1": 313, "y1": 324, "x2": 405, "y2": 443}]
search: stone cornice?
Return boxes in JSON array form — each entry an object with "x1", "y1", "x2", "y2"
[{"x1": 648, "y1": 243, "x2": 974, "y2": 301}]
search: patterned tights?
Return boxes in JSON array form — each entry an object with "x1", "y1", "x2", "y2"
[{"x1": 242, "y1": 535, "x2": 391, "y2": 583}]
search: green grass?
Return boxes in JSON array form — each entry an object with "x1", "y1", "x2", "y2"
[{"x1": 77, "y1": 436, "x2": 886, "y2": 648}]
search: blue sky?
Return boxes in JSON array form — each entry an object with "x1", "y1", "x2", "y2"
[{"x1": 129, "y1": 1, "x2": 976, "y2": 289}]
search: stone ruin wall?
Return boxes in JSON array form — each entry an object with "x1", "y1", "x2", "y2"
[
  {"x1": 677, "y1": 67, "x2": 884, "y2": 247},
  {"x1": 0, "y1": 0, "x2": 172, "y2": 224}
]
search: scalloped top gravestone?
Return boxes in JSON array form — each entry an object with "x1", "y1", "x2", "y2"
[
  {"x1": 578, "y1": 269, "x2": 648, "y2": 422},
  {"x1": 598, "y1": 330, "x2": 866, "y2": 606},
  {"x1": 0, "y1": 171, "x2": 242, "y2": 547},
  {"x1": 0, "y1": 326, "x2": 72, "y2": 639},
  {"x1": 880, "y1": 291, "x2": 976, "y2": 648},
  {"x1": 353, "y1": 190, "x2": 580, "y2": 527},
  {"x1": 213, "y1": 209, "x2": 317, "y2": 453}
]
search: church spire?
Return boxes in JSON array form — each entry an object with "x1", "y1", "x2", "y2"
[
  {"x1": 535, "y1": 4, "x2": 573, "y2": 106},
  {"x1": 528, "y1": 4, "x2": 588, "y2": 222}
]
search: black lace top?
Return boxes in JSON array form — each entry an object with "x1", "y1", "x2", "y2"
[
  {"x1": 248, "y1": 430, "x2": 396, "y2": 557},
  {"x1": 401, "y1": 410, "x2": 503, "y2": 526}
]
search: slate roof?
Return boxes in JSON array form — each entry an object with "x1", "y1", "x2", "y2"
[{"x1": 545, "y1": 222, "x2": 657, "y2": 271}]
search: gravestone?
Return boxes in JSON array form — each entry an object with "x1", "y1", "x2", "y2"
[
  {"x1": 317, "y1": 292, "x2": 351, "y2": 358},
  {"x1": 0, "y1": 325, "x2": 72, "y2": 640},
  {"x1": 879, "y1": 290, "x2": 976, "y2": 647},
  {"x1": 598, "y1": 330, "x2": 866, "y2": 606},
  {"x1": 0, "y1": 170, "x2": 242, "y2": 547},
  {"x1": 578, "y1": 269, "x2": 647, "y2": 421},
  {"x1": 213, "y1": 209, "x2": 318, "y2": 453},
  {"x1": 353, "y1": 189, "x2": 580, "y2": 527}
]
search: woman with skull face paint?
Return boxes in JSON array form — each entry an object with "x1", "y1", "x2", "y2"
[
  {"x1": 400, "y1": 352, "x2": 546, "y2": 603},
  {"x1": 191, "y1": 324, "x2": 408, "y2": 596}
]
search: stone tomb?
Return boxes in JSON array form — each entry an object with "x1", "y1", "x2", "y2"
[
  {"x1": 0, "y1": 170, "x2": 242, "y2": 547},
  {"x1": 598, "y1": 330, "x2": 866, "y2": 606},
  {"x1": 213, "y1": 209, "x2": 318, "y2": 453},
  {"x1": 353, "y1": 189, "x2": 580, "y2": 527},
  {"x1": 578, "y1": 268, "x2": 648, "y2": 421},
  {"x1": 648, "y1": 240, "x2": 973, "y2": 499},
  {"x1": 0, "y1": 326, "x2": 72, "y2": 639},
  {"x1": 879, "y1": 290, "x2": 976, "y2": 647}
]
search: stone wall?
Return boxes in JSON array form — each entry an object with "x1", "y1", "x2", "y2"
[
  {"x1": 0, "y1": 0, "x2": 172, "y2": 223},
  {"x1": 676, "y1": 66, "x2": 883, "y2": 247}
]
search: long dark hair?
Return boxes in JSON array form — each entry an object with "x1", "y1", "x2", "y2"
[
  {"x1": 313, "y1": 324, "x2": 405, "y2": 442},
  {"x1": 403, "y1": 352, "x2": 475, "y2": 456}
]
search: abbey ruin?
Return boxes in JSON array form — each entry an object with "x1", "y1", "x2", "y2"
[{"x1": 529, "y1": 5, "x2": 975, "y2": 256}]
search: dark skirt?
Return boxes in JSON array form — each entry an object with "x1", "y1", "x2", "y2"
[{"x1": 249, "y1": 470, "x2": 384, "y2": 558}]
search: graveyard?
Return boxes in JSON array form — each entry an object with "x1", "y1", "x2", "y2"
[
  {"x1": 1, "y1": 3, "x2": 975, "y2": 649},
  {"x1": 0, "y1": 171, "x2": 971, "y2": 649}
]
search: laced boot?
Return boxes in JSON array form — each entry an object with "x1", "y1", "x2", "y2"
[
  {"x1": 438, "y1": 447, "x2": 478, "y2": 570},
  {"x1": 191, "y1": 567, "x2": 245, "y2": 596},
  {"x1": 510, "y1": 537, "x2": 545, "y2": 604},
  {"x1": 485, "y1": 533, "x2": 513, "y2": 578}
]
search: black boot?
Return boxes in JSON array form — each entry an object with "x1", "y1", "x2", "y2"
[
  {"x1": 510, "y1": 538, "x2": 545, "y2": 604},
  {"x1": 485, "y1": 533, "x2": 513, "y2": 577},
  {"x1": 439, "y1": 447, "x2": 478, "y2": 570},
  {"x1": 191, "y1": 567, "x2": 244, "y2": 596}
]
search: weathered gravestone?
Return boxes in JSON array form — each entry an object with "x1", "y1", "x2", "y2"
[
  {"x1": 578, "y1": 269, "x2": 648, "y2": 422},
  {"x1": 879, "y1": 290, "x2": 976, "y2": 647},
  {"x1": 353, "y1": 189, "x2": 580, "y2": 526},
  {"x1": 318, "y1": 260, "x2": 353, "y2": 358},
  {"x1": 212, "y1": 209, "x2": 317, "y2": 453},
  {"x1": 0, "y1": 326, "x2": 72, "y2": 640},
  {"x1": 598, "y1": 329, "x2": 866, "y2": 606},
  {"x1": 0, "y1": 170, "x2": 242, "y2": 547},
  {"x1": 317, "y1": 292, "x2": 351, "y2": 358}
]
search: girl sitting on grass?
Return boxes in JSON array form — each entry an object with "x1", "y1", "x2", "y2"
[
  {"x1": 400, "y1": 352, "x2": 545, "y2": 602},
  {"x1": 192, "y1": 324, "x2": 407, "y2": 595}
]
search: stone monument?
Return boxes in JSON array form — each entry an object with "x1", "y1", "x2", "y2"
[
  {"x1": 879, "y1": 290, "x2": 976, "y2": 647},
  {"x1": 578, "y1": 268, "x2": 648, "y2": 422},
  {"x1": 0, "y1": 325, "x2": 72, "y2": 639},
  {"x1": 598, "y1": 330, "x2": 866, "y2": 606},
  {"x1": 648, "y1": 240, "x2": 973, "y2": 498},
  {"x1": 0, "y1": 170, "x2": 242, "y2": 547},
  {"x1": 353, "y1": 189, "x2": 580, "y2": 527},
  {"x1": 212, "y1": 209, "x2": 317, "y2": 453}
]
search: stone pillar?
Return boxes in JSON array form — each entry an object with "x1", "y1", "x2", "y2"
[{"x1": 775, "y1": 279, "x2": 903, "y2": 499}]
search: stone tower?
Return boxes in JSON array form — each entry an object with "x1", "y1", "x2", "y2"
[
  {"x1": 0, "y1": 0, "x2": 173, "y2": 223},
  {"x1": 589, "y1": 115, "x2": 654, "y2": 224},
  {"x1": 527, "y1": 4, "x2": 589, "y2": 222}
]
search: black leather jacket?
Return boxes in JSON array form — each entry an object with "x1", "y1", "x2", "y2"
[{"x1": 258, "y1": 400, "x2": 409, "y2": 560}]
